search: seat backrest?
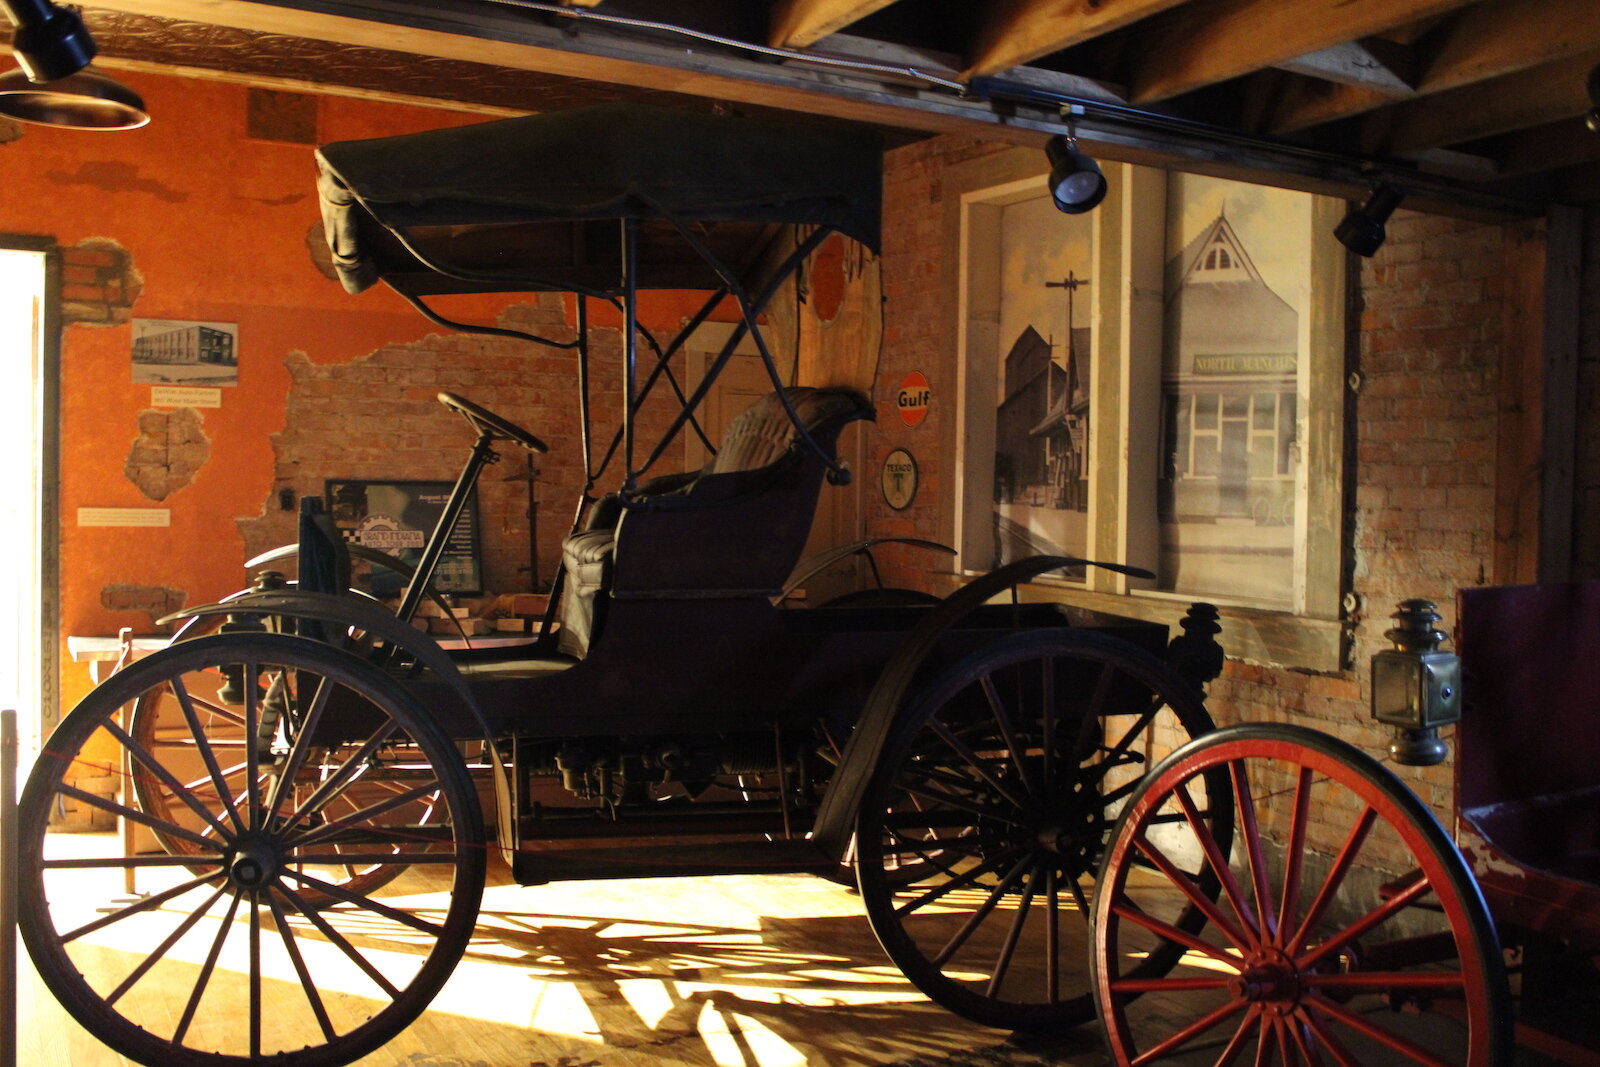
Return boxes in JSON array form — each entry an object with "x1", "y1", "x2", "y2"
[
  {"x1": 553, "y1": 387, "x2": 871, "y2": 657},
  {"x1": 1456, "y1": 580, "x2": 1600, "y2": 813}
]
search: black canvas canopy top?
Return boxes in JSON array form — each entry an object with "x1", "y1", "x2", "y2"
[{"x1": 316, "y1": 102, "x2": 883, "y2": 297}]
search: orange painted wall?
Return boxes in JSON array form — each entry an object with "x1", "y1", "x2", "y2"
[{"x1": 0, "y1": 69, "x2": 738, "y2": 713}]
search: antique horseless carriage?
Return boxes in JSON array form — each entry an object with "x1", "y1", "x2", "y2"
[{"x1": 16, "y1": 105, "x2": 1232, "y2": 1066}]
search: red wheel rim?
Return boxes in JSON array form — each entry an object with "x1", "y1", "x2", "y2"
[{"x1": 1092, "y1": 725, "x2": 1509, "y2": 1066}]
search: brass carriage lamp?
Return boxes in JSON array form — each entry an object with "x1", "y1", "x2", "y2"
[{"x1": 1370, "y1": 599, "x2": 1461, "y2": 766}]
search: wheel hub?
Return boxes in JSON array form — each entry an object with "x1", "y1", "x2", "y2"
[
  {"x1": 1037, "y1": 797, "x2": 1105, "y2": 870},
  {"x1": 227, "y1": 836, "x2": 282, "y2": 890},
  {"x1": 1229, "y1": 947, "x2": 1301, "y2": 1013}
]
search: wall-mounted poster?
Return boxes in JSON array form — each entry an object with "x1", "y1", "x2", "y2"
[
  {"x1": 975, "y1": 189, "x2": 1096, "y2": 577},
  {"x1": 1157, "y1": 175, "x2": 1310, "y2": 606},
  {"x1": 325, "y1": 479, "x2": 482, "y2": 596},
  {"x1": 957, "y1": 154, "x2": 1341, "y2": 618},
  {"x1": 131, "y1": 318, "x2": 239, "y2": 386}
]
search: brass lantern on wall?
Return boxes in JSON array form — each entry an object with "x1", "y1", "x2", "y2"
[{"x1": 1371, "y1": 599, "x2": 1461, "y2": 766}]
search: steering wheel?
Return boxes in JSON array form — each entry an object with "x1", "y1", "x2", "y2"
[{"x1": 438, "y1": 392, "x2": 548, "y2": 453}]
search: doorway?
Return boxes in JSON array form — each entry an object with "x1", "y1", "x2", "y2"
[{"x1": 0, "y1": 242, "x2": 54, "y2": 758}]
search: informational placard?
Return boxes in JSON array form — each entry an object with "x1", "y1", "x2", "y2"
[
  {"x1": 78, "y1": 507, "x2": 171, "y2": 527},
  {"x1": 325, "y1": 479, "x2": 482, "y2": 596},
  {"x1": 881, "y1": 448, "x2": 918, "y2": 511},
  {"x1": 151, "y1": 385, "x2": 222, "y2": 408}
]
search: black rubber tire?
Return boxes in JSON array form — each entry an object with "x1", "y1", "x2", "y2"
[
  {"x1": 856, "y1": 627, "x2": 1229, "y2": 1032},
  {"x1": 1091, "y1": 723, "x2": 1511, "y2": 1066},
  {"x1": 18, "y1": 633, "x2": 486, "y2": 1067}
]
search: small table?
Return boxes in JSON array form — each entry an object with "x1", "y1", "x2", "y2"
[{"x1": 66, "y1": 632, "x2": 169, "y2": 685}]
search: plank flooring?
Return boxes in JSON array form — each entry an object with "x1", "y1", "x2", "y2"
[
  {"x1": 16, "y1": 843, "x2": 1112, "y2": 1067},
  {"x1": 14, "y1": 833, "x2": 1583, "y2": 1066}
]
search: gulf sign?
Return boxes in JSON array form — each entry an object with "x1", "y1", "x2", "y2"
[{"x1": 897, "y1": 371, "x2": 930, "y2": 427}]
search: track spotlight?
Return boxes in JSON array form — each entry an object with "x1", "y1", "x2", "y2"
[
  {"x1": 1587, "y1": 62, "x2": 1599, "y2": 134},
  {"x1": 1335, "y1": 184, "x2": 1405, "y2": 258},
  {"x1": 1045, "y1": 133, "x2": 1107, "y2": 214},
  {"x1": 1, "y1": 0, "x2": 95, "y2": 82}
]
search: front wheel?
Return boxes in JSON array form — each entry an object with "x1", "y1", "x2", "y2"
[
  {"x1": 856, "y1": 628, "x2": 1229, "y2": 1031},
  {"x1": 17, "y1": 633, "x2": 486, "y2": 1067},
  {"x1": 1091, "y1": 724, "x2": 1511, "y2": 1065}
]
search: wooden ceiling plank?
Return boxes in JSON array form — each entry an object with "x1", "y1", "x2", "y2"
[
  {"x1": 1487, "y1": 118, "x2": 1600, "y2": 180},
  {"x1": 1127, "y1": 0, "x2": 1480, "y2": 104},
  {"x1": 1269, "y1": 0, "x2": 1600, "y2": 132},
  {"x1": 961, "y1": 0, "x2": 1192, "y2": 80},
  {"x1": 1273, "y1": 39, "x2": 1416, "y2": 94},
  {"x1": 1372, "y1": 48, "x2": 1600, "y2": 155},
  {"x1": 767, "y1": 0, "x2": 898, "y2": 50}
]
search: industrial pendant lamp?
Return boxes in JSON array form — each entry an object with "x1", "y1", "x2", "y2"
[{"x1": 0, "y1": 0, "x2": 148, "y2": 130}]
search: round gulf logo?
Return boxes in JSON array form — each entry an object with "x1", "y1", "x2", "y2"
[{"x1": 897, "y1": 371, "x2": 930, "y2": 427}]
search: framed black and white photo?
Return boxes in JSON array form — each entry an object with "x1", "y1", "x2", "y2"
[{"x1": 131, "y1": 318, "x2": 239, "y2": 386}]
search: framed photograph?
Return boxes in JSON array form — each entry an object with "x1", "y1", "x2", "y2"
[
  {"x1": 1156, "y1": 174, "x2": 1314, "y2": 607},
  {"x1": 324, "y1": 479, "x2": 482, "y2": 596},
  {"x1": 957, "y1": 175, "x2": 1097, "y2": 580},
  {"x1": 954, "y1": 152, "x2": 1345, "y2": 632},
  {"x1": 131, "y1": 318, "x2": 239, "y2": 386}
]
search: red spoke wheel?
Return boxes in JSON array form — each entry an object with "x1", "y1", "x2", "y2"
[
  {"x1": 18, "y1": 633, "x2": 486, "y2": 1067},
  {"x1": 1091, "y1": 723, "x2": 1510, "y2": 1066},
  {"x1": 857, "y1": 629, "x2": 1229, "y2": 1031}
]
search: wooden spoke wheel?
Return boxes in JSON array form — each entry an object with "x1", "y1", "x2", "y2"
[
  {"x1": 125, "y1": 653, "x2": 446, "y2": 905},
  {"x1": 857, "y1": 628, "x2": 1228, "y2": 1031},
  {"x1": 1091, "y1": 723, "x2": 1511, "y2": 1066},
  {"x1": 18, "y1": 634, "x2": 486, "y2": 1067}
]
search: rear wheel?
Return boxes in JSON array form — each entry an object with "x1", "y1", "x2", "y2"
[
  {"x1": 1091, "y1": 724, "x2": 1511, "y2": 1065},
  {"x1": 856, "y1": 628, "x2": 1229, "y2": 1031},
  {"x1": 18, "y1": 633, "x2": 486, "y2": 1067}
]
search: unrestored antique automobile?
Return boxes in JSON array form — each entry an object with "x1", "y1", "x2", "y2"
[{"x1": 17, "y1": 105, "x2": 1229, "y2": 1067}]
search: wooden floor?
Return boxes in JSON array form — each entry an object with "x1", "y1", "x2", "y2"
[
  {"x1": 17, "y1": 836, "x2": 1582, "y2": 1067},
  {"x1": 17, "y1": 849, "x2": 1114, "y2": 1067}
]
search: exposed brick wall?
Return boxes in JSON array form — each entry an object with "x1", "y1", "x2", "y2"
[
  {"x1": 59, "y1": 238, "x2": 141, "y2": 325},
  {"x1": 239, "y1": 292, "x2": 682, "y2": 595},
  {"x1": 868, "y1": 135, "x2": 1008, "y2": 588},
  {"x1": 124, "y1": 407, "x2": 212, "y2": 501},
  {"x1": 867, "y1": 135, "x2": 1514, "y2": 840}
]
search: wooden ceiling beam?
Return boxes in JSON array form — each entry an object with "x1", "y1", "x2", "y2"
[
  {"x1": 767, "y1": 0, "x2": 897, "y2": 50},
  {"x1": 1484, "y1": 118, "x2": 1600, "y2": 180},
  {"x1": 1369, "y1": 48, "x2": 1600, "y2": 155},
  {"x1": 961, "y1": 0, "x2": 1191, "y2": 80},
  {"x1": 1126, "y1": 0, "x2": 1480, "y2": 104},
  {"x1": 1267, "y1": 0, "x2": 1600, "y2": 132}
]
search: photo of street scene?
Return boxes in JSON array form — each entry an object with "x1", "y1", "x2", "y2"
[{"x1": 988, "y1": 192, "x2": 1095, "y2": 575}]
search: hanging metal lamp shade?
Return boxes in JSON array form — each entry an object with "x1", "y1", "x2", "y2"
[{"x1": 0, "y1": 66, "x2": 148, "y2": 129}]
